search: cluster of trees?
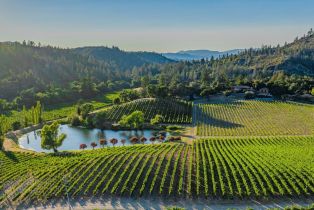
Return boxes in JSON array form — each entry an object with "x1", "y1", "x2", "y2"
[
  {"x1": 113, "y1": 89, "x2": 141, "y2": 104},
  {"x1": 1, "y1": 30, "x2": 314, "y2": 117},
  {"x1": 69, "y1": 103, "x2": 94, "y2": 127},
  {"x1": 118, "y1": 111, "x2": 145, "y2": 129}
]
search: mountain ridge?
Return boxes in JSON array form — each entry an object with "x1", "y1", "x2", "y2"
[{"x1": 163, "y1": 49, "x2": 244, "y2": 61}]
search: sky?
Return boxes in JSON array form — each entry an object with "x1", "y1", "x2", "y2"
[{"x1": 0, "y1": 0, "x2": 314, "y2": 52}]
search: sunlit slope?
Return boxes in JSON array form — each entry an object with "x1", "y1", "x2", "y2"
[{"x1": 196, "y1": 100, "x2": 314, "y2": 136}]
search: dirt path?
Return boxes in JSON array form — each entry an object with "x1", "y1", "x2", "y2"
[{"x1": 20, "y1": 196, "x2": 313, "y2": 210}]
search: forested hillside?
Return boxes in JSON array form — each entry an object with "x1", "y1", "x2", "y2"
[
  {"x1": 210, "y1": 30, "x2": 314, "y2": 76},
  {"x1": 73, "y1": 46, "x2": 172, "y2": 70},
  {"x1": 0, "y1": 42, "x2": 172, "y2": 103},
  {"x1": 0, "y1": 30, "x2": 314, "y2": 110}
]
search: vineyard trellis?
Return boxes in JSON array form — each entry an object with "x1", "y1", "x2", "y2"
[
  {"x1": 95, "y1": 98, "x2": 193, "y2": 124},
  {"x1": 1, "y1": 136, "x2": 314, "y2": 207},
  {"x1": 195, "y1": 100, "x2": 314, "y2": 136}
]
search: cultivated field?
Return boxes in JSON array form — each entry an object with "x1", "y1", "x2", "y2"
[
  {"x1": 195, "y1": 100, "x2": 314, "y2": 136},
  {"x1": 1, "y1": 136, "x2": 313, "y2": 207},
  {"x1": 96, "y1": 98, "x2": 193, "y2": 123}
]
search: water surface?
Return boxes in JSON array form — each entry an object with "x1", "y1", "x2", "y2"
[{"x1": 19, "y1": 124, "x2": 167, "y2": 152}]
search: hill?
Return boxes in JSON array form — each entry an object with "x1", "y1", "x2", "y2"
[
  {"x1": 94, "y1": 98, "x2": 192, "y2": 124},
  {"x1": 211, "y1": 30, "x2": 314, "y2": 76},
  {"x1": 0, "y1": 42, "x2": 172, "y2": 100},
  {"x1": 163, "y1": 49, "x2": 243, "y2": 61},
  {"x1": 73, "y1": 46, "x2": 173, "y2": 70}
]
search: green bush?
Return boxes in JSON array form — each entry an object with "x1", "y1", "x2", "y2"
[
  {"x1": 150, "y1": 114, "x2": 164, "y2": 125},
  {"x1": 11, "y1": 121, "x2": 21, "y2": 130},
  {"x1": 69, "y1": 115, "x2": 81, "y2": 126}
]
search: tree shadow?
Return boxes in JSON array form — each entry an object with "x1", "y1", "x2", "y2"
[
  {"x1": 194, "y1": 105, "x2": 243, "y2": 129},
  {"x1": 2, "y1": 151, "x2": 19, "y2": 163}
]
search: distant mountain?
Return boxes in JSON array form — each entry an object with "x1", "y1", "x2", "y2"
[
  {"x1": 163, "y1": 49, "x2": 244, "y2": 61},
  {"x1": 73, "y1": 46, "x2": 173, "y2": 70}
]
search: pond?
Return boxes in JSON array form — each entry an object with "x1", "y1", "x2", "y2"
[{"x1": 19, "y1": 124, "x2": 169, "y2": 152}]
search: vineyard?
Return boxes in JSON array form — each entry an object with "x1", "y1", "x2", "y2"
[
  {"x1": 195, "y1": 100, "x2": 314, "y2": 136},
  {"x1": 95, "y1": 98, "x2": 193, "y2": 123},
  {"x1": 1, "y1": 136, "x2": 313, "y2": 207}
]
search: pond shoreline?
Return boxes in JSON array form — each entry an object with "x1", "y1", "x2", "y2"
[{"x1": 17, "y1": 124, "x2": 171, "y2": 153}]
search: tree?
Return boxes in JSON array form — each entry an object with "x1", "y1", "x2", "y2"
[
  {"x1": 121, "y1": 139, "x2": 126, "y2": 146},
  {"x1": 99, "y1": 139, "x2": 107, "y2": 148},
  {"x1": 118, "y1": 111, "x2": 144, "y2": 129},
  {"x1": 91, "y1": 142, "x2": 97, "y2": 149},
  {"x1": 140, "y1": 137, "x2": 147, "y2": 144},
  {"x1": 150, "y1": 114, "x2": 164, "y2": 125},
  {"x1": 77, "y1": 103, "x2": 94, "y2": 120},
  {"x1": 93, "y1": 112, "x2": 106, "y2": 128},
  {"x1": 149, "y1": 137, "x2": 156, "y2": 144},
  {"x1": 80, "y1": 144, "x2": 87, "y2": 150},
  {"x1": 118, "y1": 89, "x2": 139, "y2": 103},
  {"x1": 159, "y1": 135, "x2": 165, "y2": 142},
  {"x1": 130, "y1": 137, "x2": 139, "y2": 144},
  {"x1": 113, "y1": 97, "x2": 121, "y2": 104},
  {"x1": 31, "y1": 101, "x2": 43, "y2": 124},
  {"x1": 311, "y1": 87, "x2": 314, "y2": 96},
  {"x1": 110, "y1": 138, "x2": 118, "y2": 146},
  {"x1": 69, "y1": 114, "x2": 81, "y2": 126},
  {"x1": 40, "y1": 122, "x2": 66, "y2": 153}
]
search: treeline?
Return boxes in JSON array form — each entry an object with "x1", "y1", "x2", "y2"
[{"x1": 1, "y1": 30, "x2": 314, "y2": 112}]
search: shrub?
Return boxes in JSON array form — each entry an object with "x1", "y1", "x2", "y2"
[
  {"x1": 11, "y1": 121, "x2": 21, "y2": 130},
  {"x1": 99, "y1": 139, "x2": 107, "y2": 147},
  {"x1": 91, "y1": 142, "x2": 97, "y2": 149},
  {"x1": 149, "y1": 136, "x2": 156, "y2": 144},
  {"x1": 93, "y1": 112, "x2": 107, "y2": 128},
  {"x1": 130, "y1": 137, "x2": 139, "y2": 144},
  {"x1": 110, "y1": 138, "x2": 118, "y2": 146},
  {"x1": 150, "y1": 114, "x2": 164, "y2": 125},
  {"x1": 244, "y1": 91, "x2": 255, "y2": 99},
  {"x1": 70, "y1": 115, "x2": 81, "y2": 126},
  {"x1": 113, "y1": 97, "x2": 121, "y2": 104},
  {"x1": 140, "y1": 136, "x2": 147, "y2": 144},
  {"x1": 80, "y1": 143, "x2": 87, "y2": 150}
]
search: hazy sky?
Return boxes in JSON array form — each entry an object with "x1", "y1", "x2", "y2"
[{"x1": 1, "y1": 0, "x2": 313, "y2": 52}]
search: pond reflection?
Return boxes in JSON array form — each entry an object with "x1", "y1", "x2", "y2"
[{"x1": 19, "y1": 124, "x2": 168, "y2": 152}]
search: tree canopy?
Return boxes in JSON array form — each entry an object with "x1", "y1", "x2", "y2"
[
  {"x1": 118, "y1": 111, "x2": 144, "y2": 129},
  {"x1": 40, "y1": 122, "x2": 66, "y2": 152}
]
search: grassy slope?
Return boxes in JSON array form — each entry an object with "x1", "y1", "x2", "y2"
[
  {"x1": 0, "y1": 136, "x2": 313, "y2": 205},
  {"x1": 3, "y1": 91, "x2": 120, "y2": 128}
]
